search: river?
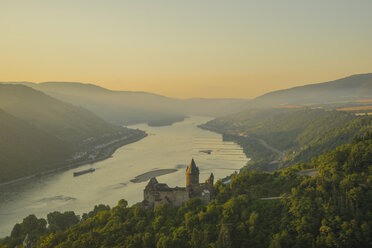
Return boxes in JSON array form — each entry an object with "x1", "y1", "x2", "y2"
[{"x1": 0, "y1": 116, "x2": 248, "y2": 238}]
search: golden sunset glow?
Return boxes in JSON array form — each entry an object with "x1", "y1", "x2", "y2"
[{"x1": 1, "y1": 0, "x2": 371, "y2": 98}]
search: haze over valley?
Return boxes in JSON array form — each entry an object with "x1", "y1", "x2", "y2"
[
  {"x1": 1, "y1": 1, "x2": 372, "y2": 247},
  {"x1": 1, "y1": 73, "x2": 371, "y2": 188},
  {"x1": 1, "y1": 73, "x2": 371, "y2": 247},
  {"x1": 0, "y1": 84, "x2": 146, "y2": 184}
]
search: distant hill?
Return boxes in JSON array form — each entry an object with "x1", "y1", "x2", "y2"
[
  {"x1": 180, "y1": 98, "x2": 250, "y2": 117},
  {"x1": 4, "y1": 74, "x2": 371, "y2": 125},
  {"x1": 0, "y1": 109, "x2": 71, "y2": 182},
  {"x1": 35, "y1": 81, "x2": 185, "y2": 125},
  {"x1": 199, "y1": 73, "x2": 372, "y2": 168},
  {"x1": 0, "y1": 84, "x2": 122, "y2": 142},
  {"x1": 200, "y1": 108, "x2": 372, "y2": 170},
  {"x1": 0, "y1": 84, "x2": 144, "y2": 184},
  {"x1": 3, "y1": 82, "x2": 251, "y2": 125},
  {"x1": 250, "y1": 73, "x2": 372, "y2": 108}
]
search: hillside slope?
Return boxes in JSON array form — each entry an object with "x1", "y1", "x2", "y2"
[
  {"x1": 2, "y1": 82, "x2": 251, "y2": 125},
  {"x1": 250, "y1": 73, "x2": 372, "y2": 108},
  {"x1": 200, "y1": 108, "x2": 372, "y2": 170},
  {"x1": 0, "y1": 84, "x2": 122, "y2": 142},
  {"x1": 3, "y1": 73, "x2": 371, "y2": 124},
  {"x1": 0, "y1": 84, "x2": 146, "y2": 184},
  {"x1": 2, "y1": 133, "x2": 371, "y2": 248},
  {"x1": 0, "y1": 109, "x2": 71, "y2": 182},
  {"x1": 46, "y1": 82, "x2": 187, "y2": 125}
]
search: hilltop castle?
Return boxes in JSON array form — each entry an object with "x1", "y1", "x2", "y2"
[{"x1": 142, "y1": 159, "x2": 214, "y2": 209}]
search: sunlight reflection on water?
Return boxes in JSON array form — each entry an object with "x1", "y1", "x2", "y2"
[{"x1": 0, "y1": 116, "x2": 248, "y2": 237}]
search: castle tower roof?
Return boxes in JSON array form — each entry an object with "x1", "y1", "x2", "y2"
[
  {"x1": 205, "y1": 173, "x2": 214, "y2": 185},
  {"x1": 145, "y1": 177, "x2": 171, "y2": 191},
  {"x1": 145, "y1": 177, "x2": 158, "y2": 190},
  {"x1": 148, "y1": 177, "x2": 158, "y2": 185},
  {"x1": 186, "y1": 158, "x2": 199, "y2": 174}
]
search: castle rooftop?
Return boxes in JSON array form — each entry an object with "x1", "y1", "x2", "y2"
[{"x1": 186, "y1": 158, "x2": 199, "y2": 174}]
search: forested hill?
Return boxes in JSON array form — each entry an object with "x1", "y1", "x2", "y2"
[
  {"x1": 200, "y1": 108, "x2": 372, "y2": 170},
  {"x1": 2, "y1": 81, "x2": 250, "y2": 125},
  {"x1": 0, "y1": 109, "x2": 71, "y2": 182},
  {"x1": 249, "y1": 73, "x2": 372, "y2": 108},
  {"x1": 0, "y1": 84, "x2": 145, "y2": 183},
  {"x1": 3, "y1": 73, "x2": 371, "y2": 124},
  {"x1": 21, "y1": 81, "x2": 186, "y2": 126},
  {"x1": 1, "y1": 133, "x2": 371, "y2": 248},
  {"x1": 0, "y1": 84, "x2": 123, "y2": 142}
]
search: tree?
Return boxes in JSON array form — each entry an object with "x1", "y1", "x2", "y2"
[
  {"x1": 216, "y1": 224, "x2": 232, "y2": 248},
  {"x1": 47, "y1": 211, "x2": 79, "y2": 232}
]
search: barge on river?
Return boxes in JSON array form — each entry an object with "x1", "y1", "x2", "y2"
[{"x1": 73, "y1": 168, "x2": 95, "y2": 177}]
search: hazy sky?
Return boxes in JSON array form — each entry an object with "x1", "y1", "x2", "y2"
[{"x1": 1, "y1": 0, "x2": 371, "y2": 98}]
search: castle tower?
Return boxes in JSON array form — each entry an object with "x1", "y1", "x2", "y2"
[
  {"x1": 205, "y1": 173, "x2": 214, "y2": 185},
  {"x1": 186, "y1": 158, "x2": 199, "y2": 187}
]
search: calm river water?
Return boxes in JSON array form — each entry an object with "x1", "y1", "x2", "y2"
[{"x1": 0, "y1": 116, "x2": 248, "y2": 237}]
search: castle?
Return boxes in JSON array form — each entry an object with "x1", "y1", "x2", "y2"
[{"x1": 142, "y1": 159, "x2": 214, "y2": 209}]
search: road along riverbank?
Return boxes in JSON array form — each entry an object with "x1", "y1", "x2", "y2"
[{"x1": 0, "y1": 131, "x2": 147, "y2": 188}]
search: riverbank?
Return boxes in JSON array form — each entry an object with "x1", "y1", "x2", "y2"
[
  {"x1": 0, "y1": 116, "x2": 249, "y2": 239},
  {"x1": 199, "y1": 124, "x2": 279, "y2": 162},
  {"x1": 0, "y1": 131, "x2": 148, "y2": 188}
]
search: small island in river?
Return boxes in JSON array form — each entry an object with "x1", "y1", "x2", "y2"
[{"x1": 130, "y1": 169, "x2": 178, "y2": 183}]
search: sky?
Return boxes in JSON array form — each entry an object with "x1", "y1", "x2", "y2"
[{"x1": 1, "y1": 0, "x2": 371, "y2": 98}]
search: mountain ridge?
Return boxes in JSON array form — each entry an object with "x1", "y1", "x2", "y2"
[
  {"x1": 250, "y1": 73, "x2": 372, "y2": 107},
  {"x1": 3, "y1": 73, "x2": 371, "y2": 118},
  {"x1": 2, "y1": 81, "x2": 250, "y2": 125},
  {"x1": 0, "y1": 84, "x2": 146, "y2": 184}
]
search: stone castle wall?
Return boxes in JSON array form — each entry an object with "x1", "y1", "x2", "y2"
[
  {"x1": 186, "y1": 173, "x2": 199, "y2": 187},
  {"x1": 142, "y1": 159, "x2": 214, "y2": 209},
  {"x1": 144, "y1": 188, "x2": 190, "y2": 208}
]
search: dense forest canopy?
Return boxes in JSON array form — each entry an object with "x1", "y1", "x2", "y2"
[{"x1": 1, "y1": 132, "x2": 371, "y2": 248}]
